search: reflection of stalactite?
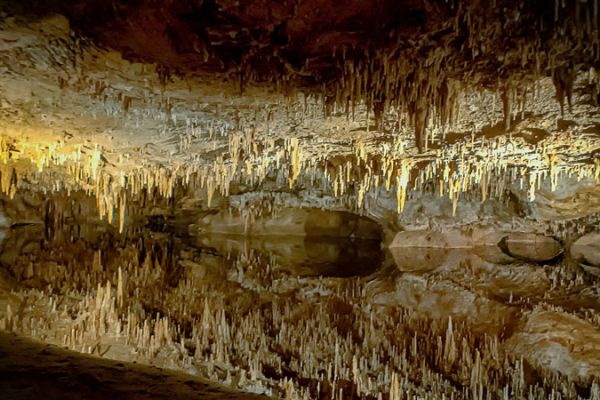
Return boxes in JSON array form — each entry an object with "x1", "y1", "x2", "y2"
[
  {"x1": 411, "y1": 103, "x2": 429, "y2": 153},
  {"x1": 501, "y1": 86, "x2": 512, "y2": 132},
  {"x1": 2, "y1": 224, "x2": 591, "y2": 399},
  {"x1": 552, "y1": 65, "x2": 575, "y2": 118},
  {"x1": 43, "y1": 198, "x2": 55, "y2": 241},
  {"x1": 373, "y1": 96, "x2": 385, "y2": 131},
  {"x1": 156, "y1": 64, "x2": 171, "y2": 89},
  {"x1": 162, "y1": 233, "x2": 181, "y2": 289},
  {"x1": 323, "y1": 95, "x2": 335, "y2": 117}
]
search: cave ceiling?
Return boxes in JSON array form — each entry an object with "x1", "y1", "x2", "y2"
[
  {"x1": 9, "y1": 0, "x2": 597, "y2": 96},
  {"x1": 0, "y1": 0, "x2": 599, "y2": 230}
]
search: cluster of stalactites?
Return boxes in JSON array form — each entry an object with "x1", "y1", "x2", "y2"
[
  {"x1": 317, "y1": 0, "x2": 600, "y2": 152},
  {"x1": 111, "y1": 130, "x2": 600, "y2": 219},
  {"x1": 7, "y1": 240, "x2": 595, "y2": 400},
  {"x1": 328, "y1": 46, "x2": 461, "y2": 152},
  {"x1": 309, "y1": 133, "x2": 600, "y2": 216},
  {"x1": 3, "y1": 121, "x2": 600, "y2": 228},
  {"x1": 0, "y1": 136, "x2": 185, "y2": 233}
]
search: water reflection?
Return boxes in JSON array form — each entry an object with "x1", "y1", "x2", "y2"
[
  {"x1": 192, "y1": 234, "x2": 382, "y2": 277},
  {"x1": 1, "y1": 212, "x2": 600, "y2": 398},
  {"x1": 390, "y1": 246, "x2": 549, "y2": 300}
]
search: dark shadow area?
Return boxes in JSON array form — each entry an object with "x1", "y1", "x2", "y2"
[
  {"x1": 191, "y1": 234, "x2": 383, "y2": 277},
  {"x1": 0, "y1": 331, "x2": 266, "y2": 400}
]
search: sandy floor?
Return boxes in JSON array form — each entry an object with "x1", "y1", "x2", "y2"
[{"x1": 0, "y1": 331, "x2": 268, "y2": 400}]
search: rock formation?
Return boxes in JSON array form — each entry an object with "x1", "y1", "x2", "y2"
[{"x1": 1, "y1": 1, "x2": 600, "y2": 399}]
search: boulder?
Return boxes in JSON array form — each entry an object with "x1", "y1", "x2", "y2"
[
  {"x1": 389, "y1": 227, "x2": 511, "y2": 250},
  {"x1": 570, "y1": 233, "x2": 600, "y2": 267},
  {"x1": 389, "y1": 228, "x2": 517, "y2": 269},
  {"x1": 389, "y1": 230, "x2": 470, "y2": 248},
  {"x1": 192, "y1": 208, "x2": 381, "y2": 239},
  {"x1": 389, "y1": 246, "x2": 449, "y2": 272},
  {"x1": 505, "y1": 309, "x2": 600, "y2": 385},
  {"x1": 501, "y1": 233, "x2": 562, "y2": 262}
]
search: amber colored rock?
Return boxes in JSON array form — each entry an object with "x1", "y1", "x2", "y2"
[
  {"x1": 389, "y1": 230, "x2": 469, "y2": 248},
  {"x1": 193, "y1": 208, "x2": 381, "y2": 240},
  {"x1": 501, "y1": 233, "x2": 562, "y2": 262}
]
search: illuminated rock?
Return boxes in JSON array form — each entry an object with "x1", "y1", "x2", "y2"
[
  {"x1": 389, "y1": 230, "x2": 470, "y2": 248},
  {"x1": 1, "y1": 2, "x2": 600, "y2": 398},
  {"x1": 193, "y1": 208, "x2": 381, "y2": 240},
  {"x1": 501, "y1": 233, "x2": 563, "y2": 262}
]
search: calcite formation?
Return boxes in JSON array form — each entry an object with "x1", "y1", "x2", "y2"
[{"x1": 1, "y1": 1, "x2": 600, "y2": 399}]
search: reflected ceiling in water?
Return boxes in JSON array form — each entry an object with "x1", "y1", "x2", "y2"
[
  {"x1": 192, "y1": 234, "x2": 382, "y2": 278},
  {"x1": 0, "y1": 197, "x2": 600, "y2": 399}
]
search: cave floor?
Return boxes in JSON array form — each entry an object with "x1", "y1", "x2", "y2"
[{"x1": 0, "y1": 331, "x2": 266, "y2": 400}]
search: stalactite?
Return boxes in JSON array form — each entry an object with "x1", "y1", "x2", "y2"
[
  {"x1": 501, "y1": 86, "x2": 512, "y2": 132},
  {"x1": 287, "y1": 138, "x2": 301, "y2": 189},
  {"x1": 552, "y1": 65, "x2": 575, "y2": 117}
]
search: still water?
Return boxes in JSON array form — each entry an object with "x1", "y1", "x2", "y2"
[{"x1": 1, "y1": 212, "x2": 600, "y2": 399}]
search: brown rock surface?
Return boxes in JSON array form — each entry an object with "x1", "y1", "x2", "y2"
[
  {"x1": 501, "y1": 233, "x2": 563, "y2": 262},
  {"x1": 193, "y1": 207, "x2": 381, "y2": 239},
  {"x1": 505, "y1": 309, "x2": 600, "y2": 385},
  {"x1": 571, "y1": 232, "x2": 600, "y2": 267}
]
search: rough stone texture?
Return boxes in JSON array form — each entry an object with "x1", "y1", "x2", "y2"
[
  {"x1": 0, "y1": 12, "x2": 598, "y2": 242},
  {"x1": 1, "y1": 1, "x2": 585, "y2": 87},
  {"x1": 501, "y1": 233, "x2": 563, "y2": 262},
  {"x1": 514, "y1": 177, "x2": 600, "y2": 221},
  {"x1": 192, "y1": 207, "x2": 381, "y2": 239},
  {"x1": 571, "y1": 232, "x2": 600, "y2": 267},
  {"x1": 389, "y1": 230, "x2": 464, "y2": 248},
  {"x1": 505, "y1": 309, "x2": 600, "y2": 385}
]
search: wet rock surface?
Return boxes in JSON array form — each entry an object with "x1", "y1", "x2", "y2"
[
  {"x1": 501, "y1": 233, "x2": 563, "y2": 263},
  {"x1": 571, "y1": 232, "x2": 600, "y2": 267},
  {"x1": 505, "y1": 309, "x2": 600, "y2": 386}
]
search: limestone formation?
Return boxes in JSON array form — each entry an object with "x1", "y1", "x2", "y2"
[
  {"x1": 571, "y1": 232, "x2": 600, "y2": 266},
  {"x1": 1, "y1": 1, "x2": 600, "y2": 399},
  {"x1": 501, "y1": 232, "x2": 563, "y2": 262}
]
